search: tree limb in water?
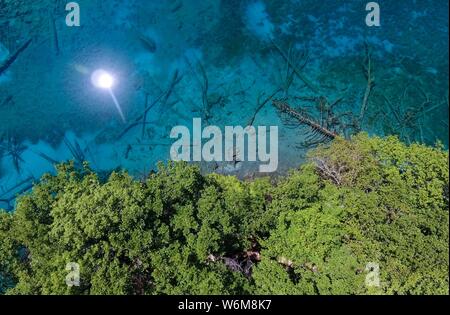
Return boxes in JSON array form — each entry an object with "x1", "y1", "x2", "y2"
[
  {"x1": 273, "y1": 99, "x2": 338, "y2": 140},
  {"x1": 0, "y1": 38, "x2": 32, "y2": 76},
  {"x1": 271, "y1": 39, "x2": 319, "y2": 94},
  {"x1": 247, "y1": 88, "x2": 282, "y2": 126},
  {"x1": 117, "y1": 71, "x2": 182, "y2": 141},
  {"x1": 359, "y1": 42, "x2": 374, "y2": 121}
]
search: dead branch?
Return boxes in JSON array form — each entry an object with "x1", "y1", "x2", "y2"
[
  {"x1": 141, "y1": 93, "x2": 149, "y2": 139},
  {"x1": 271, "y1": 39, "x2": 319, "y2": 94},
  {"x1": 50, "y1": 13, "x2": 59, "y2": 56},
  {"x1": 117, "y1": 92, "x2": 164, "y2": 140},
  {"x1": 380, "y1": 80, "x2": 443, "y2": 143},
  {"x1": 160, "y1": 70, "x2": 183, "y2": 111},
  {"x1": 138, "y1": 33, "x2": 157, "y2": 53},
  {"x1": 185, "y1": 57, "x2": 212, "y2": 122},
  {"x1": 273, "y1": 42, "x2": 307, "y2": 97},
  {"x1": 273, "y1": 99, "x2": 338, "y2": 140},
  {"x1": 313, "y1": 157, "x2": 343, "y2": 185},
  {"x1": 360, "y1": 42, "x2": 374, "y2": 121},
  {"x1": 197, "y1": 62, "x2": 210, "y2": 120},
  {"x1": 282, "y1": 44, "x2": 296, "y2": 95},
  {"x1": 117, "y1": 71, "x2": 182, "y2": 140},
  {"x1": 0, "y1": 38, "x2": 32, "y2": 76},
  {"x1": 247, "y1": 88, "x2": 282, "y2": 126}
]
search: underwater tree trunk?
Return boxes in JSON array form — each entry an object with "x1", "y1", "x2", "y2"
[
  {"x1": 0, "y1": 38, "x2": 32, "y2": 76},
  {"x1": 273, "y1": 100, "x2": 338, "y2": 140}
]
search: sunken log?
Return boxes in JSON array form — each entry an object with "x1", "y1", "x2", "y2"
[{"x1": 273, "y1": 99, "x2": 338, "y2": 140}]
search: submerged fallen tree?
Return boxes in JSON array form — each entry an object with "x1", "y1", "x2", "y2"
[
  {"x1": 273, "y1": 99, "x2": 339, "y2": 140},
  {"x1": 0, "y1": 134, "x2": 448, "y2": 295}
]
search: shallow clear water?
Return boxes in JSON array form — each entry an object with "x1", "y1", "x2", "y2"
[{"x1": 0, "y1": 0, "x2": 448, "y2": 210}]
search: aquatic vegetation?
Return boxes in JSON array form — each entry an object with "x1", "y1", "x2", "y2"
[{"x1": 0, "y1": 135, "x2": 447, "y2": 295}]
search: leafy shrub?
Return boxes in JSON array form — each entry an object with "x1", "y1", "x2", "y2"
[
  {"x1": 253, "y1": 134, "x2": 449, "y2": 295},
  {"x1": 0, "y1": 134, "x2": 448, "y2": 295}
]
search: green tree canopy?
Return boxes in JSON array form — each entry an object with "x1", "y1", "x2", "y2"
[{"x1": 0, "y1": 134, "x2": 448, "y2": 295}]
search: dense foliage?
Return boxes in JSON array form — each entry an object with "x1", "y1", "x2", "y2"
[{"x1": 0, "y1": 134, "x2": 448, "y2": 295}]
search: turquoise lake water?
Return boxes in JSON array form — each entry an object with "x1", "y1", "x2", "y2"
[{"x1": 0, "y1": 0, "x2": 448, "y2": 210}]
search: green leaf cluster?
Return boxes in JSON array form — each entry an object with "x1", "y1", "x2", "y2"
[{"x1": 0, "y1": 134, "x2": 448, "y2": 295}]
